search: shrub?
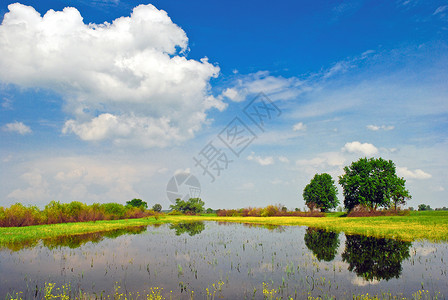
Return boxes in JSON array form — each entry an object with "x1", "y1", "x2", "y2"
[
  {"x1": 248, "y1": 207, "x2": 262, "y2": 217},
  {"x1": 66, "y1": 201, "x2": 85, "y2": 222},
  {"x1": 260, "y1": 205, "x2": 278, "y2": 217},
  {"x1": 44, "y1": 201, "x2": 66, "y2": 224},
  {"x1": 100, "y1": 203, "x2": 126, "y2": 220}
]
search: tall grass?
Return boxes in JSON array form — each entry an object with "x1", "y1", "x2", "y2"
[{"x1": 0, "y1": 201, "x2": 155, "y2": 227}]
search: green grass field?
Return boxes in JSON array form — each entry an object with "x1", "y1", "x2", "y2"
[{"x1": 1, "y1": 211, "x2": 447, "y2": 248}]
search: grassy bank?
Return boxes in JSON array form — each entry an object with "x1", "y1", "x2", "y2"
[{"x1": 0, "y1": 211, "x2": 447, "y2": 248}]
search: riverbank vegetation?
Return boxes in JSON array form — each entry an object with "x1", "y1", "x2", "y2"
[
  {"x1": 1, "y1": 211, "x2": 447, "y2": 248},
  {"x1": 0, "y1": 201, "x2": 157, "y2": 227}
]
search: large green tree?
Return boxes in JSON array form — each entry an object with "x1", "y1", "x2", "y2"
[
  {"x1": 152, "y1": 203, "x2": 162, "y2": 212},
  {"x1": 126, "y1": 198, "x2": 148, "y2": 209},
  {"x1": 338, "y1": 157, "x2": 410, "y2": 211},
  {"x1": 169, "y1": 198, "x2": 205, "y2": 214},
  {"x1": 303, "y1": 173, "x2": 339, "y2": 212}
]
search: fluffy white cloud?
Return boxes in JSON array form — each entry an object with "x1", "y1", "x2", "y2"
[
  {"x1": 62, "y1": 113, "x2": 191, "y2": 147},
  {"x1": 342, "y1": 141, "x2": 378, "y2": 156},
  {"x1": 397, "y1": 167, "x2": 432, "y2": 179},
  {"x1": 0, "y1": 3, "x2": 222, "y2": 147},
  {"x1": 366, "y1": 124, "x2": 394, "y2": 131},
  {"x1": 221, "y1": 88, "x2": 244, "y2": 102},
  {"x1": 247, "y1": 152, "x2": 274, "y2": 166},
  {"x1": 292, "y1": 122, "x2": 306, "y2": 131},
  {"x1": 2, "y1": 121, "x2": 32, "y2": 134}
]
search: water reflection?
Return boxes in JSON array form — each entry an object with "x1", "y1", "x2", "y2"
[
  {"x1": 169, "y1": 221, "x2": 205, "y2": 236},
  {"x1": 304, "y1": 227, "x2": 340, "y2": 261},
  {"x1": 0, "y1": 222, "x2": 445, "y2": 299},
  {"x1": 342, "y1": 234, "x2": 412, "y2": 281},
  {"x1": 43, "y1": 226, "x2": 147, "y2": 249},
  {"x1": 217, "y1": 222, "x2": 285, "y2": 232},
  {"x1": 1, "y1": 226, "x2": 147, "y2": 252}
]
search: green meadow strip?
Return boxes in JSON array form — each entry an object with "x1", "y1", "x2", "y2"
[{"x1": 0, "y1": 211, "x2": 447, "y2": 248}]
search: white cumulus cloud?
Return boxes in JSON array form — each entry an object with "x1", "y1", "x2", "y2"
[
  {"x1": 342, "y1": 141, "x2": 378, "y2": 156},
  {"x1": 2, "y1": 121, "x2": 32, "y2": 135},
  {"x1": 397, "y1": 167, "x2": 432, "y2": 179},
  {"x1": 0, "y1": 3, "x2": 222, "y2": 147},
  {"x1": 247, "y1": 152, "x2": 274, "y2": 166}
]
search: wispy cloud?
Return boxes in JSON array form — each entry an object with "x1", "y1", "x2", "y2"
[
  {"x1": 433, "y1": 5, "x2": 447, "y2": 16},
  {"x1": 2, "y1": 121, "x2": 32, "y2": 135},
  {"x1": 278, "y1": 156, "x2": 290, "y2": 163},
  {"x1": 397, "y1": 167, "x2": 432, "y2": 179},
  {"x1": 292, "y1": 122, "x2": 307, "y2": 132},
  {"x1": 247, "y1": 152, "x2": 274, "y2": 166},
  {"x1": 366, "y1": 124, "x2": 395, "y2": 131}
]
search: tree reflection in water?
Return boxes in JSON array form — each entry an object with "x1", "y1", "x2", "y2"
[
  {"x1": 304, "y1": 227, "x2": 340, "y2": 261},
  {"x1": 342, "y1": 234, "x2": 412, "y2": 281},
  {"x1": 43, "y1": 226, "x2": 148, "y2": 249},
  {"x1": 169, "y1": 221, "x2": 205, "y2": 236}
]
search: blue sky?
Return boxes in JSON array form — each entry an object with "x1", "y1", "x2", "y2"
[{"x1": 0, "y1": 0, "x2": 447, "y2": 210}]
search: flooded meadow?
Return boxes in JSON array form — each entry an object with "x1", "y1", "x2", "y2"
[{"x1": 0, "y1": 222, "x2": 446, "y2": 299}]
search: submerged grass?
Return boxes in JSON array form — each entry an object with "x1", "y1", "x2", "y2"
[
  {"x1": 0, "y1": 211, "x2": 447, "y2": 247},
  {"x1": 4, "y1": 281, "x2": 443, "y2": 300}
]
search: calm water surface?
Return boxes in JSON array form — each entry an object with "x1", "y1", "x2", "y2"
[{"x1": 0, "y1": 222, "x2": 447, "y2": 299}]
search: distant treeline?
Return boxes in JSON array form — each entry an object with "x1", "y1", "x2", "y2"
[
  {"x1": 0, "y1": 201, "x2": 155, "y2": 227},
  {"x1": 217, "y1": 205, "x2": 324, "y2": 217}
]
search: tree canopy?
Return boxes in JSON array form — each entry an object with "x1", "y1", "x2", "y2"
[
  {"x1": 126, "y1": 198, "x2": 148, "y2": 209},
  {"x1": 303, "y1": 173, "x2": 339, "y2": 212},
  {"x1": 338, "y1": 157, "x2": 411, "y2": 211},
  {"x1": 169, "y1": 198, "x2": 205, "y2": 214},
  {"x1": 152, "y1": 203, "x2": 162, "y2": 212}
]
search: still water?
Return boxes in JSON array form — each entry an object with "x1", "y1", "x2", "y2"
[{"x1": 0, "y1": 222, "x2": 447, "y2": 299}]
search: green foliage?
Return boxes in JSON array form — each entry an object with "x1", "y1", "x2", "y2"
[
  {"x1": 418, "y1": 204, "x2": 432, "y2": 211},
  {"x1": 304, "y1": 227, "x2": 340, "y2": 261},
  {"x1": 169, "y1": 198, "x2": 205, "y2": 214},
  {"x1": 0, "y1": 200, "x2": 158, "y2": 228},
  {"x1": 338, "y1": 157, "x2": 411, "y2": 211},
  {"x1": 100, "y1": 203, "x2": 126, "y2": 219},
  {"x1": 126, "y1": 198, "x2": 148, "y2": 209},
  {"x1": 342, "y1": 234, "x2": 411, "y2": 281},
  {"x1": 0, "y1": 203, "x2": 42, "y2": 227},
  {"x1": 260, "y1": 205, "x2": 278, "y2": 217},
  {"x1": 152, "y1": 203, "x2": 162, "y2": 212},
  {"x1": 169, "y1": 221, "x2": 205, "y2": 236},
  {"x1": 303, "y1": 173, "x2": 339, "y2": 212}
]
